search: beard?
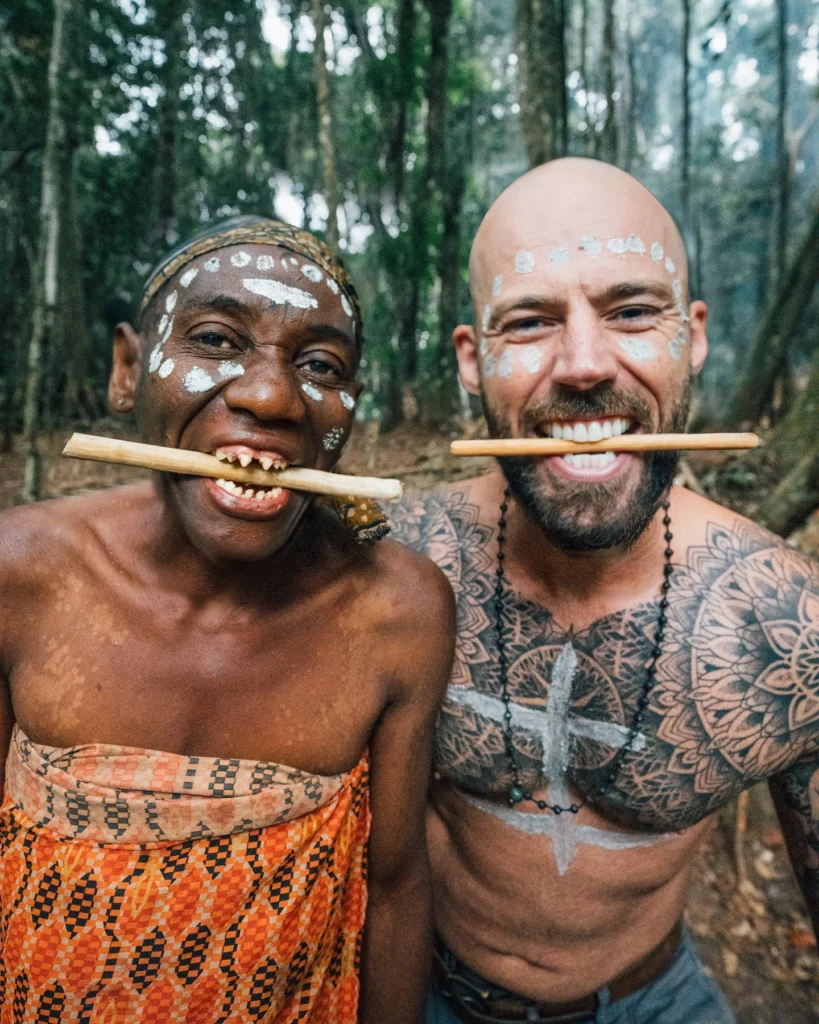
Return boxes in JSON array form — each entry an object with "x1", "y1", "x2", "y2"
[{"x1": 483, "y1": 379, "x2": 691, "y2": 553}]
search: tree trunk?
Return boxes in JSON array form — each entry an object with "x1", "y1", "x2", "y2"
[
  {"x1": 153, "y1": 5, "x2": 184, "y2": 245},
  {"x1": 774, "y1": 0, "x2": 789, "y2": 289},
  {"x1": 60, "y1": 141, "x2": 90, "y2": 422},
  {"x1": 724, "y1": 203, "x2": 819, "y2": 427},
  {"x1": 387, "y1": 0, "x2": 416, "y2": 208},
  {"x1": 312, "y1": 0, "x2": 342, "y2": 251},
  {"x1": 600, "y1": 0, "x2": 617, "y2": 162},
  {"x1": 758, "y1": 442, "x2": 819, "y2": 537},
  {"x1": 680, "y1": 0, "x2": 692, "y2": 229},
  {"x1": 515, "y1": 0, "x2": 565, "y2": 166},
  {"x1": 21, "y1": 0, "x2": 70, "y2": 504},
  {"x1": 766, "y1": 327, "x2": 819, "y2": 473},
  {"x1": 579, "y1": 0, "x2": 590, "y2": 147}
]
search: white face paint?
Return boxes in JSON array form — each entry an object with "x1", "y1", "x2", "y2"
[
  {"x1": 664, "y1": 256, "x2": 675, "y2": 275},
  {"x1": 625, "y1": 234, "x2": 646, "y2": 255},
  {"x1": 479, "y1": 336, "x2": 489, "y2": 357},
  {"x1": 483, "y1": 354, "x2": 496, "y2": 378},
  {"x1": 158, "y1": 313, "x2": 169, "y2": 336},
  {"x1": 497, "y1": 349, "x2": 514, "y2": 379},
  {"x1": 514, "y1": 250, "x2": 535, "y2": 274},
  {"x1": 301, "y1": 382, "x2": 323, "y2": 402},
  {"x1": 204, "y1": 257, "x2": 221, "y2": 273},
  {"x1": 578, "y1": 235, "x2": 602, "y2": 257},
  {"x1": 218, "y1": 361, "x2": 244, "y2": 378},
  {"x1": 161, "y1": 317, "x2": 174, "y2": 344},
  {"x1": 340, "y1": 391, "x2": 356, "y2": 410},
  {"x1": 183, "y1": 367, "x2": 216, "y2": 393},
  {"x1": 322, "y1": 427, "x2": 344, "y2": 451},
  {"x1": 326, "y1": 277, "x2": 340, "y2": 295},
  {"x1": 289, "y1": 257, "x2": 298, "y2": 266},
  {"x1": 606, "y1": 237, "x2": 627, "y2": 255},
  {"x1": 301, "y1": 264, "x2": 323, "y2": 283},
  {"x1": 256, "y1": 254, "x2": 276, "y2": 271},
  {"x1": 549, "y1": 246, "x2": 571, "y2": 266},
  {"x1": 158, "y1": 358, "x2": 175, "y2": 378},
  {"x1": 165, "y1": 291, "x2": 178, "y2": 314},
  {"x1": 520, "y1": 345, "x2": 542, "y2": 374},
  {"x1": 492, "y1": 274, "x2": 503, "y2": 297},
  {"x1": 180, "y1": 267, "x2": 199, "y2": 288},
  {"x1": 242, "y1": 278, "x2": 318, "y2": 310},
  {"x1": 340, "y1": 294, "x2": 353, "y2": 318},
  {"x1": 230, "y1": 251, "x2": 252, "y2": 268},
  {"x1": 668, "y1": 327, "x2": 686, "y2": 361},
  {"x1": 672, "y1": 279, "x2": 682, "y2": 298},
  {"x1": 149, "y1": 344, "x2": 162, "y2": 373},
  {"x1": 619, "y1": 336, "x2": 657, "y2": 362},
  {"x1": 650, "y1": 242, "x2": 664, "y2": 263},
  {"x1": 482, "y1": 304, "x2": 491, "y2": 332}
]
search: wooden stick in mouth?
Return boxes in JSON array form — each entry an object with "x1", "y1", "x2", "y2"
[
  {"x1": 63, "y1": 433, "x2": 404, "y2": 502},
  {"x1": 450, "y1": 433, "x2": 760, "y2": 457}
]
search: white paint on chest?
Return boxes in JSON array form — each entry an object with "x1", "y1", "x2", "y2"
[{"x1": 242, "y1": 278, "x2": 318, "y2": 310}]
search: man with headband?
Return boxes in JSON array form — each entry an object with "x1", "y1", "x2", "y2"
[
  {"x1": 391, "y1": 160, "x2": 819, "y2": 1023},
  {"x1": 0, "y1": 216, "x2": 454, "y2": 1022}
]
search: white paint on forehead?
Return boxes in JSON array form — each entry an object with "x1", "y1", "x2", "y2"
[
  {"x1": 549, "y1": 246, "x2": 571, "y2": 266},
  {"x1": 326, "y1": 277, "x2": 340, "y2": 295},
  {"x1": 301, "y1": 264, "x2": 323, "y2": 283},
  {"x1": 180, "y1": 267, "x2": 199, "y2": 288},
  {"x1": 482, "y1": 304, "x2": 491, "y2": 332},
  {"x1": 668, "y1": 327, "x2": 686, "y2": 361},
  {"x1": 218, "y1": 360, "x2": 244, "y2": 378},
  {"x1": 483, "y1": 354, "x2": 496, "y2": 378},
  {"x1": 650, "y1": 242, "x2": 664, "y2": 263},
  {"x1": 161, "y1": 317, "x2": 174, "y2": 344},
  {"x1": 204, "y1": 257, "x2": 221, "y2": 273},
  {"x1": 322, "y1": 427, "x2": 344, "y2": 451},
  {"x1": 289, "y1": 257, "x2": 298, "y2": 266},
  {"x1": 256, "y1": 254, "x2": 276, "y2": 271},
  {"x1": 515, "y1": 250, "x2": 535, "y2": 274},
  {"x1": 165, "y1": 290, "x2": 178, "y2": 314},
  {"x1": 664, "y1": 256, "x2": 676, "y2": 275},
  {"x1": 625, "y1": 235, "x2": 646, "y2": 255},
  {"x1": 492, "y1": 274, "x2": 503, "y2": 297},
  {"x1": 497, "y1": 349, "x2": 514, "y2": 379},
  {"x1": 606, "y1": 237, "x2": 628, "y2": 255},
  {"x1": 520, "y1": 345, "x2": 542, "y2": 374},
  {"x1": 301, "y1": 382, "x2": 324, "y2": 401},
  {"x1": 230, "y1": 251, "x2": 252, "y2": 268},
  {"x1": 242, "y1": 278, "x2": 318, "y2": 310},
  {"x1": 148, "y1": 344, "x2": 162, "y2": 373},
  {"x1": 619, "y1": 336, "x2": 657, "y2": 362},
  {"x1": 183, "y1": 366, "x2": 216, "y2": 393},
  {"x1": 158, "y1": 313, "x2": 169, "y2": 336},
  {"x1": 578, "y1": 235, "x2": 602, "y2": 257},
  {"x1": 340, "y1": 391, "x2": 356, "y2": 410},
  {"x1": 341, "y1": 294, "x2": 353, "y2": 317},
  {"x1": 158, "y1": 358, "x2": 175, "y2": 378}
]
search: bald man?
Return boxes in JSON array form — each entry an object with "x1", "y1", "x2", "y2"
[{"x1": 390, "y1": 158, "x2": 819, "y2": 1024}]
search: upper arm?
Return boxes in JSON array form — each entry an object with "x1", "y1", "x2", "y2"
[{"x1": 769, "y1": 757, "x2": 819, "y2": 937}]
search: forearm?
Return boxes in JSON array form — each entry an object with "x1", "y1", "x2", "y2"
[
  {"x1": 770, "y1": 764, "x2": 819, "y2": 939},
  {"x1": 359, "y1": 863, "x2": 432, "y2": 1024}
]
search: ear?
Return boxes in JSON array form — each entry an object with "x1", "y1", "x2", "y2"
[
  {"x1": 453, "y1": 324, "x2": 481, "y2": 396},
  {"x1": 687, "y1": 300, "x2": 708, "y2": 375},
  {"x1": 109, "y1": 322, "x2": 142, "y2": 414}
]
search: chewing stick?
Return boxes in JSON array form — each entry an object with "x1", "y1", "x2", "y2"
[
  {"x1": 62, "y1": 434, "x2": 403, "y2": 502},
  {"x1": 450, "y1": 433, "x2": 760, "y2": 457}
]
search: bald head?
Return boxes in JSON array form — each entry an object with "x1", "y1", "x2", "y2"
[{"x1": 469, "y1": 158, "x2": 688, "y2": 305}]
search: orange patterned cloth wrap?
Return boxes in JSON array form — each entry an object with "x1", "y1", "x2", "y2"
[{"x1": 0, "y1": 726, "x2": 370, "y2": 1023}]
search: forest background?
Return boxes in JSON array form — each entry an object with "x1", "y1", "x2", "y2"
[{"x1": 2, "y1": 0, "x2": 819, "y2": 1018}]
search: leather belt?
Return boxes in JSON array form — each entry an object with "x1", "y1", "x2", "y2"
[{"x1": 432, "y1": 919, "x2": 683, "y2": 1024}]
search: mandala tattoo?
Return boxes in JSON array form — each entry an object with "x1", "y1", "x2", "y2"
[{"x1": 390, "y1": 487, "x2": 819, "y2": 906}]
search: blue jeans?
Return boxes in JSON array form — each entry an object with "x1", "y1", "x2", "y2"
[{"x1": 426, "y1": 931, "x2": 737, "y2": 1024}]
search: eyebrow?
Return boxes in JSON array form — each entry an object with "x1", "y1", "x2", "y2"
[
  {"x1": 177, "y1": 294, "x2": 245, "y2": 314},
  {"x1": 304, "y1": 323, "x2": 356, "y2": 349}
]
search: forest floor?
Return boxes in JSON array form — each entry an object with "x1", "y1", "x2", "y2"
[{"x1": 1, "y1": 421, "x2": 818, "y2": 1023}]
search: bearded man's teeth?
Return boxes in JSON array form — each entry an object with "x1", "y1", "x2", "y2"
[
  {"x1": 548, "y1": 418, "x2": 632, "y2": 440},
  {"x1": 562, "y1": 451, "x2": 617, "y2": 470}
]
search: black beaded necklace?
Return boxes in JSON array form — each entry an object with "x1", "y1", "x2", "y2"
[{"x1": 494, "y1": 489, "x2": 673, "y2": 813}]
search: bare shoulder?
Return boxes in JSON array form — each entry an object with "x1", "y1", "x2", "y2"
[{"x1": 367, "y1": 536, "x2": 455, "y2": 637}]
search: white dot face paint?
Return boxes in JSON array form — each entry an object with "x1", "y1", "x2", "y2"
[
  {"x1": 677, "y1": 302, "x2": 690, "y2": 323},
  {"x1": 672, "y1": 279, "x2": 682, "y2": 298},
  {"x1": 668, "y1": 328, "x2": 686, "y2": 361},
  {"x1": 322, "y1": 427, "x2": 344, "y2": 451},
  {"x1": 183, "y1": 366, "x2": 217, "y2": 393},
  {"x1": 497, "y1": 350, "x2": 514, "y2": 379},
  {"x1": 242, "y1": 278, "x2": 318, "y2": 310},
  {"x1": 326, "y1": 277, "x2": 340, "y2": 295},
  {"x1": 650, "y1": 242, "x2": 664, "y2": 263},
  {"x1": 161, "y1": 317, "x2": 174, "y2": 344},
  {"x1": 158, "y1": 358, "x2": 175, "y2": 378},
  {"x1": 149, "y1": 344, "x2": 163, "y2": 373},
  {"x1": 664, "y1": 257, "x2": 675, "y2": 275},
  {"x1": 340, "y1": 391, "x2": 356, "y2": 411},
  {"x1": 230, "y1": 251, "x2": 252, "y2": 268},
  {"x1": 165, "y1": 291, "x2": 178, "y2": 314},
  {"x1": 625, "y1": 235, "x2": 646, "y2": 255},
  {"x1": 606, "y1": 237, "x2": 628, "y2": 255},
  {"x1": 482, "y1": 304, "x2": 491, "y2": 332},
  {"x1": 483, "y1": 354, "x2": 496, "y2": 378},
  {"x1": 520, "y1": 345, "x2": 542, "y2": 374},
  {"x1": 158, "y1": 313, "x2": 169, "y2": 336},
  {"x1": 479, "y1": 336, "x2": 489, "y2": 357},
  {"x1": 218, "y1": 361, "x2": 244, "y2": 379},
  {"x1": 289, "y1": 257, "x2": 298, "y2": 266},
  {"x1": 301, "y1": 264, "x2": 323, "y2": 284},
  {"x1": 515, "y1": 250, "x2": 535, "y2": 275},
  {"x1": 619, "y1": 337, "x2": 657, "y2": 362},
  {"x1": 204, "y1": 257, "x2": 221, "y2": 273},
  {"x1": 180, "y1": 267, "x2": 199, "y2": 288},
  {"x1": 492, "y1": 274, "x2": 503, "y2": 297},
  {"x1": 340, "y1": 294, "x2": 353, "y2": 318},
  {"x1": 301, "y1": 382, "x2": 323, "y2": 402},
  {"x1": 256, "y1": 254, "x2": 276, "y2": 271},
  {"x1": 578, "y1": 235, "x2": 602, "y2": 257},
  {"x1": 549, "y1": 247, "x2": 571, "y2": 266}
]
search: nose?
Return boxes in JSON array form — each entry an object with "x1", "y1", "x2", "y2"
[
  {"x1": 221, "y1": 356, "x2": 306, "y2": 423},
  {"x1": 551, "y1": 309, "x2": 619, "y2": 391}
]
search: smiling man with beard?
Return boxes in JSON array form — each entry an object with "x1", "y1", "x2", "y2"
[
  {"x1": 0, "y1": 218, "x2": 454, "y2": 1023},
  {"x1": 390, "y1": 159, "x2": 819, "y2": 1024}
]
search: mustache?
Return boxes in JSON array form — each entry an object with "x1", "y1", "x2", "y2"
[{"x1": 520, "y1": 386, "x2": 655, "y2": 433}]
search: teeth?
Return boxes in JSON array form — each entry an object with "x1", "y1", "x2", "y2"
[
  {"x1": 244, "y1": 488, "x2": 255, "y2": 499},
  {"x1": 587, "y1": 421, "x2": 603, "y2": 442},
  {"x1": 541, "y1": 417, "x2": 633, "y2": 441},
  {"x1": 562, "y1": 424, "x2": 574, "y2": 442},
  {"x1": 259, "y1": 456, "x2": 273, "y2": 471},
  {"x1": 225, "y1": 452, "x2": 237, "y2": 462},
  {"x1": 562, "y1": 451, "x2": 617, "y2": 470},
  {"x1": 602, "y1": 420, "x2": 613, "y2": 439},
  {"x1": 551, "y1": 424, "x2": 563, "y2": 439},
  {"x1": 273, "y1": 459, "x2": 287, "y2": 471},
  {"x1": 573, "y1": 423, "x2": 588, "y2": 442},
  {"x1": 238, "y1": 453, "x2": 252, "y2": 468},
  {"x1": 215, "y1": 449, "x2": 228, "y2": 461}
]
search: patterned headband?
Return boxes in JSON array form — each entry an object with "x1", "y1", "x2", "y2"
[{"x1": 139, "y1": 218, "x2": 363, "y2": 345}]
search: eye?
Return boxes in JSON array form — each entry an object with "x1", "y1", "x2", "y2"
[
  {"x1": 612, "y1": 305, "x2": 660, "y2": 323},
  {"x1": 297, "y1": 352, "x2": 345, "y2": 380},
  {"x1": 505, "y1": 316, "x2": 551, "y2": 334},
  {"x1": 191, "y1": 331, "x2": 236, "y2": 351}
]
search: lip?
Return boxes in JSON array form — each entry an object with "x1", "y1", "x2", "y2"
[{"x1": 202, "y1": 476, "x2": 296, "y2": 521}]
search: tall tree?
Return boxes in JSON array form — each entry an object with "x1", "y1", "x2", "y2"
[
  {"x1": 680, "y1": 0, "x2": 692, "y2": 229},
  {"x1": 774, "y1": 0, "x2": 789, "y2": 288},
  {"x1": 515, "y1": 0, "x2": 566, "y2": 166},
  {"x1": 152, "y1": 4, "x2": 185, "y2": 245},
  {"x1": 312, "y1": 0, "x2": 342, "y2": 251},
  {"x1": 600, "y1": 0, "x2": 618, "y2": 162}
]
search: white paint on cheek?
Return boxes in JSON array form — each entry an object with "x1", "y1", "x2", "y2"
[
  {"x1": 218, "y1": 361, "x2": 244, "y2": 378},
  {"x1": 322, "y1": 427, "x2": 344, "y2": 450},
  {"x1": 158, "y1": 358, "x2": 175, "y2": 378},
  {"x1": 664, "y1": 256, "x2": 676, "y2": 275},
  {"x1": 578, "y1": 235, "x2": 602, "y2": 257},
  {"x1": 256, "y1": 254, "x2": 276, "y2": 271},
  {"x1": 672, "y1": 279, "x2": 682, "y2": 297},
  {"x1": 483, "y1": 354, "x2": 496, "y2": 378},
  {"x1": 183, "y1": 366, "x2": 217, "y2": 393},
  {"x1": 301, "y1": 382, "x2": 324, "y2": 401},
  {"x1": 341, "y1": 294, "x2": 353, "y2": 317},
  {"x1": 515, "y1": 250, "x2": 535, "y2": 274},
  {"x1": 180, "y1": 267, "x2": 199, "y2": 288},
  {"x1": 158, "y1": 313, "x2": 169, "y2": 336},
  {"x1": 301, "y1": 264, "x2": 323, "y2": 283},
  {"x1": 161, "y1": 317, "x2": 174, "y2": 344},
  {"x1": 497, "y1": 349, "x2": 514, "y2": 379},
  {"x1": 492, "y1": 274, "x2": 503, "y2": 296},
  {"x1": 165, "y1": 291, "x2": 178, "y2": 314},
  {"x1": 668, "y1": 327, "x2": 687, "y2": 361},
  {"x1": 149, "y1": 344, "x2": 162, "y2": 373},
  {"x1": 549, "y1": 246, "x2": 571, "y2": 266},
  {"x1": 242, "y1": 278, "x2": 318, "y2": 309},
  {"x1": 619, "y1": 336, "x2": 657, "y2": 362},
  {"x1": 230, "y1": 251, "x2": 252, "y2": 268},
  {"x1": 326, "y1": 277, "x2": 340, "y2": 294},
  {"x1": 340, "y1": 391, "x2": 356, "y2": 410},
  {"x1": 650, "y1": 242, "x2": 664, "y2": 263},
  {"x1": 625, "y1": 234, "x2": 646, "y2": 255},
  {"x1": 479, "y1": 336, "x2": 489, "y2": 357},
  {"x1": 520, "y1": 345, "x2": 542, "y2": 374},
  {"x1": 204, "y1": 257, "x2": 221, "y2": 273},
  {"x1": 677, "y1": 301, "x2": 690, "y2": 323},
  {"x1": 482, "y1": 304, "x2": 491, "y2": 332}
]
